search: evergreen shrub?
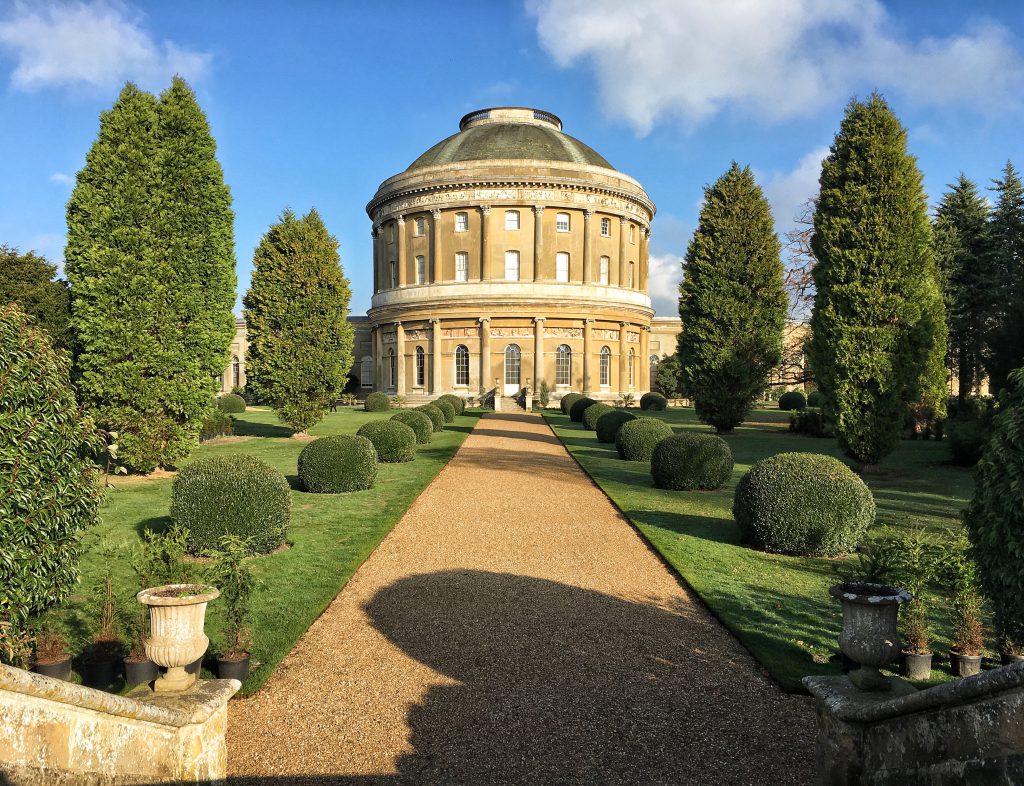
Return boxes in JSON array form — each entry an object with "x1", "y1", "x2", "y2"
[
  {"x1": 391, "y1": 410, "x2": 432, "y2": 444},
  {"x1": 616, "y1": 417, "x2": 674, "y2": 461},
  {"x1": 807, "y1": 390, "x2": 824, "y2": 408},
  {"x1": 778, "y1": 391, "x2": 806, "y2": 411},
  {"x1": 560, "y1": 393, "x2": 583, "y2": 415},
  {"x1": 364, "y1": 392, "x2": 391, "y2": 412},
  {"x1": 732, "y1": 452, "x2": 874, "y2": 556},
  {"x1": 415, "y1": 404, "x2": 445, "y2": 431},
  {"x1": 596, "y1": 409, "x2": 636, "y2": 443},
  {"x1": 432, "y1": 398, "x2": 456, "y2": 423},
  {"x1": 437, "y1": 394, "x2": 465, "y2": 416},
  {"x1": 947, "y1": 419, "x2": 989, "y2": 467},
  {"x1": 218, "y1": 393, "x2": 246, "y2": 413},
  {"x1": 569, "y1": 396, "x2": 597, "y2": 423},
  {"x1": 356, "y1": 420, "x2": 416, "y2": 463},
  {"x1": 298, "y1": 435, "x2": 377, "y2": 493},
  {"x1": 651, "y1": 434, "x2": 733, "y2": 490},
  {"x1": 199, "y1": 409, "x2": 233, "y2": 441},
  {"x1": 582, "y1": 402, "x2": 614, "y2": 430},
  {"x1": 789, "y1": 408, "x2": 829, "y2": 437},
  {"x1": 640, "y1": 392, "x2": 668, "y2": 411}
]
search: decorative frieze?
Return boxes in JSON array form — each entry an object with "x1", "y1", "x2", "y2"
[
  {"x1": 545, "y1": 327, "x2": 583, "y2": 339},
  {"x1": 382, "y1": 332, "x2": 397, "y2": 344},
  {"x1": 404, "y1": 329, "x2": 429, "y2": 340},
  {"x1": 489, "y1": 327, "x2": 534, "y2": 338},
  {"x1": 627, "y1": 331, "x2": 641, "y2": 343},
  {"x1": 442, "y1": 327, "x2": 480, "y2": 339},
  {"x1": 593, "y1": 329, "x2": 620, "y2": 341}
]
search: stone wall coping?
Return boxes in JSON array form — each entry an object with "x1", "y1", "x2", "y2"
[
  {"x1": 803, "y1": 662, "x2": 1024, "y2": 724},
  {"x1": 0, "y1": 664, "x2": 240, "y2": 728}
]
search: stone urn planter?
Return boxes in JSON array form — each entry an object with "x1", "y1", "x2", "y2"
[
  {"x1": 829, "y1": 582, "x2": 910, "y2": 691},
  {"x1": 137, "y1": 584, "x2": 219, "y2": 693}
]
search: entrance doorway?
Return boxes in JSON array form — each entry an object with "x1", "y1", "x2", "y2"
[{"x1": 503, "y1": 344, "x2": 521, "y2": 396}]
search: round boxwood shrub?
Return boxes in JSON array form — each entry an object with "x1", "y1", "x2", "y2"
[
  {"x1": 415, "y1": 404, "x2": 445, "y2": 432},
  {"x1": 569, "y1": 396, "x2": 597, "y2": 423},
  {"x1": 364, "y1": 392, "x2": 391, "y2": 412},
  {"x1": 356, "y1": 420, "x2": 416, "y2": 463},
  {"x1": 651, "y1": 434, "x2": 733, "y2": 490},
  {"x1": 560, "y1": 392, "x2": 583, "y2": 415},
  {"x1": 640, "y1": 392, "x2": 668, "y2": 411},
  {"x1": 583, "y1": 402, "x2": 614, "y2": 431},
  {"x1": 778, "y1": 391, "x2": 807, "y2": 411},
  {"x1": 807, "y1": 389, "x2": 825, "y2": 408},
  {"x1": 218, "y1": 392, "x2": 246, "y2": 413},
  {"x1": 298, "y1": 435, "x2": 378, "y2": 493},
  {"x1": 596, "y1": 409, "x2": 636, "y2": 443},
  {"x1": 432, "y1": 398, "x2": 456, "y2": 423},
  {"x1": 616, "y1": 417, "x2": 674, "y2": 461},
  {"x1": 732, "y1": 452, "x2": 874, "y2": 557},
  {"x1": 437, "y1": 394, "x2": 465, "y2": 416},
  {"x1": 171, "y1": 454, "x2": 291, "y2": 555},
  {"x1": 391, "y1": 410, "x2": 433, "y2": 444}
]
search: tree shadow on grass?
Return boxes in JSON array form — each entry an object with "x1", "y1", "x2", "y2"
[
  {"x1": 232, "y1": 418, "x2": 294, "y2": 438},
  {"x1": 134, "y1": 516, "x2": 171, "y2": 538}
]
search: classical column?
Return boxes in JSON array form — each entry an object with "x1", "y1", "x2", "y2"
[
  {"x1": 583, "y1": 209, "x2": 594, "y2": 284},
  {"x1": 640, "y1": 326, "x2": 650, "y2": 392},
  {"x1": 583, "y1": 318, "x2": 594, "y2": 395},
  {"x1": 641, "y1": 227, "x2": 651, "y2": 291},
  {"x1": 479, "y1": 316, "x2": 491, "y2": 392},
  {"x1": 533, "y1": 317, "x2": 545, "y2": 386},
  {"x1": 371, "y1": 225, "x2": 380, "y2": 293},
  {"x1": 396, "y1": 216, "x2": 407, "y2": 287},
  {"x1": 618, "y1": 216, "x2": 628, "y2": 288},
  {"x1": 431, "y1": 209, "x2": 442, "y2": 284},
  {"x1": 479, "y1": 205, "x2": 491, "y2": 281},
  {"x1": 394, "y1": 321, "x2": 406, "y2": 396},
  {"x1": 430, "y1": 318, "x2": 442, "y2": 394},
  {"x1": 374, "y1": 326, "x2": 384, "y2": 391},
  {"x1": 619, "y1": 321, "x2": 629, "y2": 394},
  {"x1": 533, "y1": 206, "x2": 544, "y2": 282}
]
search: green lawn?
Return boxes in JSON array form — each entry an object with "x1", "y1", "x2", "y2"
[
  {"x1": 545, "y1": 407, "x2": 974, "y2": 692},
  {"x1": 61, "y1": 406, "x2": 478, "y2": 694}
]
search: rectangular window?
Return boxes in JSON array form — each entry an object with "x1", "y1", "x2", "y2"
[
  {"x1": 628, "y1": 262, "x2": 635, "y2": 288},
  {"x1": 455, "y1": 212, "x2": 468, "y2": 232},
  {"x1": 505, "y1": 210, "x2": 520, "y2": 230},
  {"x1": 601, "y1": 217, "x2": 611, "y2": 237},
  {"x1": 415, "y1": 255, "x2": 425, "y2": 284},
  {"x1": 600, "y1": 349, "x2": 610, "y2": 386},
  {"x1": 556, "y1": 252, "x2": 569, "y2": 282},
  {"x1": 505, "y1": 250, "x2": 520, "y2": 281},
  {"x1": 556, "y1": 212, "x2": 570, "y2": 232},
  {"x1": 414, "y1": 217, "x2": 426, "y2": 236},
  {"x1": 388, "y1": 223, "x2": 395, "y2": 243},
  {"x1": 629, "y1": 224, "x2": 636, "y2": 243},
  {"x1": 599, "y1": 256, "x2": 609, "y2": 285},
  {"x1": 389, "y1": 261, "x2": 396, "y2": 288},
  {"x1": 455, "y1": 252, "x2": 468, "y2": 282}
]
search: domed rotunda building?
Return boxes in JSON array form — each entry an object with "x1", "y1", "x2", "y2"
[{"x1": 364, "y1": 107, "x2": 658, "y2": 403}]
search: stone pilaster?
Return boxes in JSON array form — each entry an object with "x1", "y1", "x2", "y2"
[
  {"x1": 641, "y1": 227, "x2": 651, "y2": 291},
  {"x1": 640, "y1": 326, "x2": 650, "y2": 393},
  {"x1": 533, "y1": 206, "x2": 544, "y2": 282},
  {"x1": 479, "y1": 316, "x2": 491, "y2": 392},
  {"x1": 431, "y1": 209, "x2": 442, "y2": 284},
  {"x1": 396, "y1": 216, "x2": 407, "y2": 287},
  {"x1": 374, "y1": 326, "x2": 384, "y2": 391},
  {"x1": 430, "y1": 318, "x2": 442, "y2": 394},
  {"x1": 533, "y1": 317, "x2": 545, "y2": 388},
  {"x1": 394, "y1": 321, "x2": 406, "y2": 396},
  {"x1": 583, "y1": 318, "x2": 594, "y2": 395},
  {"x1": 479, "y1": 205, "x2": 491, "y2": 281},
  {"x1": 619, "y1": 321, "x2": 629, "y2": 394},
  {"x1": 619, "y1": 217, "x2": 628, "y2": 289},
  {"x1": 583, "y1": 209, "x2": 594, "y2": 284},
  {"x1": 371, "y1": 225, "x2": 379, "y2": 293}
]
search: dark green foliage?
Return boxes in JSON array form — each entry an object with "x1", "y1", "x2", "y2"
[
  {"x1": 391, "y1": 410, "x2": 433, "y2": 444},
  {"x1": 0, "y1": 246, "x2": 71, "y2": 350},
  {"x1": 218, "y1": 393, "x2": 246, "y2": 413},
  {"x1": 415, "y1": 404, "x2": 445, "y2": 431},
  {"x1": 432, "y1": 398, "x2": 456, "y2": 423},
  {"x1": 807, "y1": 95, "x2": 947, "y2": 467},
  {"x1": 789, "y1": 408, "x2": 829, "y2": 437},
  {"x1": 66, "y1": 79, "x2": 237, "y2": 472},
  {"x1": 964, "y1": 369, "x2": 1024, "y2": 653},
  {"x1": 206, "y1": 535, "x2": 253, "y2": 657},
  {"x1": 297, "y1": 435, "x2": 378, "y2": 493},
  {"x1": 537, "y1": 380, "x2": 551, "y2": 408},
  {"x1": 243, "y1": 208, "x2": 354, "y2": 434},
  {"x1": 364, "y1": 392, "x2": 391, "y2": 412},
  {"x1": 569, "y1": 396, "x2": 597, "y2": 423},
  {"x1": 171, "y1": 454, "x2": 290, "y2": 556},
  {"x1": 653, "y1": 355, "x2": 683, "y2": 397},
  {"x1": 678, "y1": 163, "x2": 786, "y2": 433},
  {"x1": 986, "y1": 162, "x2": 1024, "y2": 394},
  {"x1": 560, "y1": 392, "x2": 583, "y2": 415},
  {"x1": 946, "y1": 418, "x2": 989, "y2": 466},
  {"x1": 778, "y1": 391, "x2": 806, "y2": 411},
  {"x1": 596, "y1": 409, "x2": 636, "y2": 443},
  {"x1": 582, "y1": 402, "x2": 613, "y2": 430},
  {"x1": 651, "y1": 434, "x2": 733, "y2": 491},
  {"x1": 732, "y1": 452, "x2": 875, "y2": 556},
  {"x1": 0, "y1": 305, "x2": 102, "y2": 655},
  {"x1": 436, "y1": 394, "x2": 465, "y2": 416},
  {"x1": 640, "y1": 392, "x2": 668, "y2": 411},
  {"x1": 615, "y1": 417, "x2": 673, "y2": 461},
  {"x1": 355, "y1": 420, "x2": 416, "y2": 463},
  {"x1": 199, "y1": 409, "x2": 233, "y2": 441},
  {"x1": 807, "y1": 390, "x2": 824, "y2": 408}
]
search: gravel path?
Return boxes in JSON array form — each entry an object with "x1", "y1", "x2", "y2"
[{"x1": 227, "y1": 412, "x2": 815, "y2": 785}]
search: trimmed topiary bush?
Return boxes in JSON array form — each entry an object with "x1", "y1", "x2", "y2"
[
  {"x1": 583, "y1": 402, "x2": 614, "y2": 430},
  {"x1": 437, "y1": 394, "x2": 465, "y2": 416},
  {"x1": 807, "y1": 389, "x2": 824, "y2": 408},
  {"x1": 596, "y1": 409, "x2": 636, "y2": 443},
  {"x1": 391, "y1": 410, "x2": 433, "y2": 444},
  {"x1": 640, "y1": 392, "x2": 668, "y2": 411},
  {"x1": 432, "y1": 398, "x2": 456, "y2": 423},
  {"x1": 415, "y1": 404, "x2": 445, "y2": 432},
  {"x1": 364, "y1": 392, "x2": 391, "y2": 412},
  {"x1": 199, "y1": 409, "x2": 233, "y2": 441},
  {"x1": 732, "y1": 452, "x2": 874, "y2": 556},
  {"x1": 778, "y1": 391, "x2": 807, "y2": 411},
  {"x1": 790, "y1": 407, "x2": 830, "y2": 437},
  {"x1": 616, "y1": 417, "x2": 674, "y2": 461},
  {"x1": 171, "y1": 454, "x2": 291, "y2": 555},
  {"x1": 298, "y1": 434, "x2": 378, "y2": 493},
  {"x1": 569, "y1": 396, "x2": 597, "y2": 423},
  {"x1": 560, "y1": 392, "x2": 583, "y2": 415},
  {"x1": 356, "y1": 420, "x2": 416, "y2": 463},
  {"x1": 218, "y1": 392, "x2": 246, "y2": 413},
  {"x1": 651, "y1": 434, "x2": 733, "y2": 490}
]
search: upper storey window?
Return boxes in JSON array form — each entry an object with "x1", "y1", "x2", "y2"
[
  {"x1": 556, "y1": 252, "x2": 570, "y2": 283},
  {"x1": 414, "y1": 217, "x2": 426, "y2": 236},
  {"x1": 599, "y1": 256, "x2": 610, "y2": 285},
  {"x1": 455, "y1": 212, "x2": 469, "y2": 232},
  {"x1": 628, "y1": 262, "x2": 635, "y2": 288},
  {"x1": 505, "y1": 250, "x2": 520, "y2": 281},
  {"x1": 416, "y1": 255, "x2": 426, "y2": 284},
  {"x1": 455, "y1": 252, "x2": 468, "y2": 282},
  {"x1": 556, "y1": 212, "x2": 570, "y2": 232},
  {"x1": 389, "y1": 261, "x2": 397, "y2": 288},
  {"x1": 601, "y1": 217, "x2": 611, "y2": 237},
  {"x1": 388, "y1": 223, "x2": 395, "y2": 243},
  {"x1": 629, "y1": 224, "x2": 636, "y2": 243},
  {"x1": 505, "y1": 210, "x2": 520, "y2": 230}
]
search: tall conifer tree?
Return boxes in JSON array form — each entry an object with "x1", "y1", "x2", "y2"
[
  {"x1": 243, "y1": 209, "x2": 354, "y2": 434},
  {"x1": 0, "y1": 246, "x2": 71, "y2": 350},
  {"x1": 677, "y1": 163, "x2": 787, "y2": 432},
  {"x1": 987, "y1": 162, "x2": 1024, "y2": 393},
  {"x1": 808, "y1": 94, "x2": 947, "y2": 469}
]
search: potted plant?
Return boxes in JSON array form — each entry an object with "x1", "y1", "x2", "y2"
[
  {"x1": 891, "y1": 528, "x2": 938, "y2": 680},
  {"x1": 138, "y1": 583, "x2": 219, "y2": 693},
  {"x1": 31, "y1": 616, "x2": 73, "y2": 681},
  {"x1": 944, "y1": 535, "x2": 986, "y2": 678},
  {"x1": 998, "y1": 633, "x2": 1024, "y2": 667},
  {"x1": 82, "y1": 571, "x2": 124, "y2": 689},
  {"x1": 207, "y1": 535, "x2": 254, "y2": 682}
]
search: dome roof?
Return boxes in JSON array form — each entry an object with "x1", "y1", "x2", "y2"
[{"x1": 407, "y1": 107, "x2": 613, "y2": 171}]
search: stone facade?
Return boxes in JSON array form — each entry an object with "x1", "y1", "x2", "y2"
[{"x1": 215, "y1": 318, "x2": 247, "y2": 396}]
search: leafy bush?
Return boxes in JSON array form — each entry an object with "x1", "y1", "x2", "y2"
[
  {"x1": 391, "y1": 410, "x2": 433, "y2": 444},
  {"x1": 583, "y1": 402, "x2": 614, "y2": 430},
  {"x1": 651, "y1": 434, "x2": 733, "y2": 490},
  {"x1": 415, "y1": 404, "x2": 445, "y2": 432},
  {"x1": 560, "y1": 392, "x2": 583, "y2": 415},
  {"x1": 778, "y1": 391, "x2": 806, "y2": 411},
  {"x1": 732, "y1": 452, "x2": 875, "y2": 556},
  {"x1": 569, "y1": 396, "x2": 597, "y2": 423},
  {"x1": 947, "y1": 418, "x2": 989, "y2": 466},
  {"x1": 807, "y1": 390, "x2": 824, "y2": 408},
  {"x1": 356, "y1": 420, "x2": 416, "y2": 463},
  {"x1": 615, "y1": 417, "x2": 674, "y2": 461},
  {"x1": 206, "y1": 535, "x2": 253, "y2": 658},
  {"x1": 218, "y1": 393, "x2": 246, "y2": 413},
  {"x1": 432, "y1": 398, "x2": 456, "y2": 423},
  {"x1": 297, "y1": 435, "x2": 377, "y2": 493},
  {"x1": 0, "y1": 304, "x2": 102, "y2": 657},
  {"x1": 364, "y1": 392, "x2": 391, "y2": 412},
  {"x1": 437, "y1": 394, "x2": 465, "y2": 416},
  {"x1": 596, "y1": 409, "x2": 636, "y2": 443},
  {"x1": 199, "y1": 409, "x2": 233, "y2": 441},
  {"x1": 537, "y1": 380, "x2": 550, "y2": 408},
  {"x1": 789, "y1": 407, "x2": 829, "y2": 437},
  {"x1": 640, "y1": 392, "x2": 668, "y2": 411},
  {"x1": 171, "y1": 454, "x2": 290, "y2": 555}
]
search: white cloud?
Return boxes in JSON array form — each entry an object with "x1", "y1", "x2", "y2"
[
  {"x1": 528, "y1": 0, "x2": 1024, "y2": 134},
  {"x1": 0, "y1": 1, "x2": 210, "y2": 92},
  {"x1": 760, "y1": 146, "x2": 829, "y2": 230},
  {"x1": 647, "y1": 252, "x2": 684, "y2": 317},
  {"x1": 50, "y1": 171, "x2": 73, "y2": 185}
]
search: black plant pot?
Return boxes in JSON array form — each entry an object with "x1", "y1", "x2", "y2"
[
  {"x1": 82, "y1": 656, "x2": 121, "y2": 689},
  {"x1": 33, "y1": 656, "x2": 72, "y2": 681},
  {"x1": 185, "y1": 656, "x2": 203, "y2": 675},
  {"x1": 1001, "y1": 652, "x2": 1024, "y2": 666},
  {"x1": 901, "y1": 651, "x2": 933, "y2": 681},
  {"x1": 950, "y1": 650, "x2": 983, "y2": 678},
  {"x1": 217, "y1": 654, "x2": 250, "y2": 682},
  {"x1": 123, "y1": 657, "x2": 159, "y2": 688}
]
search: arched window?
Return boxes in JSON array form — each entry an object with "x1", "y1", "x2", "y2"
[
  {"x1": 504, "y1": 344, "x2": 521, "y2": 388},
  {"x1": 505, "y1": 210, "x2": 520, "y2": 230},
  {"x1": 556, "y1": 252, "x2": 570, "y2": 282},
  {"x1": 231, "y1": 356, "x2": 240, "y2": 389},
  {"x1": 599, "y1": 256, "x2": 610, "y2": 284},
  {"x1": 600, "y1": 346, "x2": 611, "y2": 386},
  {"x1": 455, "y1": 345, "x2": 469, "y2": 386},
  {"x1": 415, "y1": 346, "x2": 425, "y2": 387},
  {"x1": 388, "y1": 348, "x2": 396, "y2": 389},
  {"x1": 556, "y1": 212, "x2": 570, "y2": 232},
  {"x1": 360, "y1": 355, "x2": 373, "y2": 388},
  {"x1": 628, "y1": 348, "x2": 636, "y2": 387},
  {"x1": 415, "y1": 255, "x2": 426, "y2": 284},
  {"x1": 555, "y1": 344, "x2": 571, "y2": 386},
  {"x1": 505, "y1": 250, "x2": 520, "y2": 281}
]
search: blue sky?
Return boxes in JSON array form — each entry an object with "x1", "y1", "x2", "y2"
[{"x1": 1, "y1": 0, "x2": 1023, "y2": 317}]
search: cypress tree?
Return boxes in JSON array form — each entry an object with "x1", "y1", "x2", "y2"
[
  {"x1": 808, "y1": 94, "x2": 947, "y2": 469},
  {"x1": 243, "y1": 209, "x2": 354, "y2": 434},
  {"x1": 987, "y1": 162, "x2": 1024, "y2": 393},
  {"x1": 0, "y1": 246, "x2": 71, "y2": 350},
  {"x1": 677, "y1": 163, "x2": 787, "y2": 433}
]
